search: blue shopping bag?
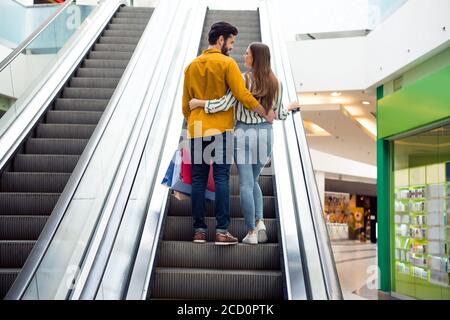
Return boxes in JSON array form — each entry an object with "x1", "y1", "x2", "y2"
[{"x1": 161, "y1": 151, "x2": 176, "y2": 188}]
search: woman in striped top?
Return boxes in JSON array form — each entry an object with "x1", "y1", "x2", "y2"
[{"x1": 189, "y1": 42, "x2": 300, "y2": 244}]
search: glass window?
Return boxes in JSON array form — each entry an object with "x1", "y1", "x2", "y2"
[{"x1": 392, "y1": 123, "x2": 450, "y2": 299}]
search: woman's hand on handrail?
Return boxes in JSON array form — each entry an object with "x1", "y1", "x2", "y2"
[{"x1": 287, "y1": 101, "x2": 301, "y2": 112}]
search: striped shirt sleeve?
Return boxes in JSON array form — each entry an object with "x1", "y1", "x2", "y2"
[
  {"x1": 204, "y1": 89, "x2": 237, "y2": 114},
  {"x1": 273, "y1": 82, "x2": 290, "y2": 120}
]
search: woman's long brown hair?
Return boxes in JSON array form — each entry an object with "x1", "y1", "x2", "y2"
[{"x1": 246, "y1": 42, "x2": 279, "y2": 112}]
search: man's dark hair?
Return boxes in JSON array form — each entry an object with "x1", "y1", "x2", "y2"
[{"x1": 208, "y1": 21, "x2": 238, "y2": 45}]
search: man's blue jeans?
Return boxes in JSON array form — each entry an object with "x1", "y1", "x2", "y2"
[
  {"x1": 234, "y1": 121, "x2": 273, "y2": 231},
  {"x1": 190, "y1": 132, "x2": 233, "y2": 233}
]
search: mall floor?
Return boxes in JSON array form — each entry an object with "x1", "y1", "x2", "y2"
[{"x1": 331, "y1": 240, "x2": 387, "y2": 300}]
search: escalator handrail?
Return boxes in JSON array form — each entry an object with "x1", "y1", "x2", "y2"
[
  {"x1": 259, "y1": 2, "x2": 309, "y2": 300},
  {"x1": 77, "y1": 1, "x2": 206, "y2": 299},
  {"x1": 0, "y1": 0, "x2": 74, "y2": 73},
  {"x1": 4, "y1": 0, "x2": 130, "y2": 300},
  {"x1": 261, "y1": 0, "x2": 343, "y2": 300}
]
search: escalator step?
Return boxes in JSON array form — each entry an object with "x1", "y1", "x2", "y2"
[
  {"x1": 206, "y1": 10, "x2": 259, "y2": 17},
  {"x1": 0, "y1": 269, "x2": 20, "y2": 299},
  {"x1": 204, "y1": 19, "x2": 259, "y2": 28},
  {"x1": 83, "y1": 59, "x2": 129, "y2": 70},
  {"x1": 70, "y1": 77, "x2": 120, "y2": 89},
  {"x1": 230, "y1": 175, "x2": 273, "y2": 196},
  {"x1": 46, "y1": 110, "x2": 102, "y2": 125},
  {"x1": 201, "y1": 31, "x2": 261, "y2": 43},
  {"x1": 13, "y1": 154, "x2": 80, "y2": 173},
  {"x1": 62, "y1": 87, "x2": 115, "y2": 100},
  {"x1": 157, "y1": 241, "x2": 280, "y2": 270},
  {"x1": 0, "y1": 215, "x2": 49, "y2": 240},
  {"x1": 1, "y1": 173, "x2": 70, "y2": 193},
  {"x1": 111, "y1": 17, "x2": 150, "y2": 25},
  {"x1": 0, "y1": 193, "x2": 59, "y2": 214},
  {"x1": 151, "y1": 268, "x2": 283, "y2": 300},
  {"x1": 115, "y1": 12, "x2": 153, "y2": 19},
  {"x1": 93, "y1": 43, "x2": 137, "y2": 53},
  {"x1": 163, "y1": 216, "x2": 278, "y2": 243},
  {"x1": 99, "y1": 36, "x2": 140, "y2": 46},
  {"x1": 229, "y1": 46, "x2": 260, "y2": 55},
  {"x1": 107, "y1": 23, "x2": 147, "y2": 32},
  {"x1": 231, "y1": 163, "x2": 275, "y2": 176},
  {"x1": 232, "y1": 27, "x2": 262, "y2": 37},
  {"x1": 88, "y1": 51, "x2": 133, "y2": 61},
  {"x1": 168, "y1": 194, "x2": 276, "y2": 218},
  {"x1": 118, "y1": 6, "x2": 154, "y2": 14},
  {"x1": 77, "y1": 67, "x2": 125, "y2": 78},
  {"x1": 103, "y1": 29, "x2": 143, "y2": 38},
  {"x1": 37, "y1": 124, "x2": 96, "y2": 139},
  {"x1": 0, "y1": 241, "x2": 36, "y2": 268},
  {"x1": 54, "y1": 98, "x2": 109, "y2": 112},
  {"x1": 25, "y1": 138, "x2": 88, "y2": 155}
]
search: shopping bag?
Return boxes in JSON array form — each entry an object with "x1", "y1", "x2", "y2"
[
  {"x1": 162, "y1": 149, "x2": 215, "y2": 200},
  {"x1": 180, "y1": 148, "x2": 215, "y2": 192},
  {"x1": 161, "y1": 151, "x2": 176, "y2": 188}
]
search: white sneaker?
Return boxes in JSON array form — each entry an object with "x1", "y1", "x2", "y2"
[
  {"x1": 242, "y1": 231, "x2": 258, "y2": 245},
  {"x1": 256, "y1": 220, "x2": 268, "y2": 243}
]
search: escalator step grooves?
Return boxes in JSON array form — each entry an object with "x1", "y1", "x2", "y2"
[
  {"x1": 157, "y1": 241, "x2": 281, "y2": 270},
  {"x1": 25, "y1": 138, "x2": 89, "y2": 155},
  {"x1": 0, "y1": 270, "x2": 20, "y2": 299},
  {"x1": 36, "y1": 124, "x2": 96, "y2": 139},
  {"x1": 151, "y1": 268, "x2": 283, "y2": 300},
  {"x1": 13, "y1": 154, "x2": 80, "y2": 173},
  {"x1": 0, "y1": 5, "x2": 153, "y2": 299},
  {"x1": 163, "y1": 216, "x2": 278, "y2": 243},
  {"x1": 0, "y1": 216, "x2": 49, "y2": 240},
  {"x1": 54, "y1": 98, "x2": 109, "y2": 112},
  {"x1": 0, "y1": 241, "x2": 36, "y2": 268},
  {"x1": 167, "y1": 194, "x2": 276, "y2": 218},
  {"x1": 1, "y1": 173, "x2": 70, "y2": 193},
  {"x1": 0, "y1": 193, "x2": 60, "y2": 214}
]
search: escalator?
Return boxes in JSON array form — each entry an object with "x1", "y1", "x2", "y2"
[
  {"x1": 148, "y1": 9, "x2": 285, "y2": 300},
  {"x1": 0, "y1": 5, "x2": 154, "y2": 299}
]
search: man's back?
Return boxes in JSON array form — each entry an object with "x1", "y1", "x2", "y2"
[
  {"x1": 188, "y1": 49, "x2": 232, "y2": 100},
  {"x1": 182, "y1": 48, "x2": 259, "y2": 139}
]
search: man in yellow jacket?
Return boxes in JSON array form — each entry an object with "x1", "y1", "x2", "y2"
[{"x1": 182, "y1": 21, "x2": 273, "y2": 245}]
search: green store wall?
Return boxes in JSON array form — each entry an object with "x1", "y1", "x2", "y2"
[
  {"x1": 383, "y1": 46, "x2": 450, "y2": 97},
  {"x1": 377, "y1": 50, "x2": 450, "y2": 299}
]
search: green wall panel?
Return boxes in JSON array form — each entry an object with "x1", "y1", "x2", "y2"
[
  {"x1": 378, "y1": 65, "x2": 450, "y2": 139},
  {"x1": 377, "y1": 85, "x2": 392, "y2": 293}
]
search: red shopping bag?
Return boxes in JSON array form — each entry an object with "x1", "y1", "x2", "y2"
[{"x1": 180, "y1": 148, "x2": 215, "y2": 192}]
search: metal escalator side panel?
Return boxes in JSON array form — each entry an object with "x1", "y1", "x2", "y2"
[{"x1": 123, "y1": 1, "x2": 208, "y2": 300}]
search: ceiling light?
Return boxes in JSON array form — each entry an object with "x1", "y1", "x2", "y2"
[
  {"x1": 330, "y1": 92, "x2": 341, "y2": 97},
  {"x1": 362, "y1": 101, "x2": 371, "y2": 105}
]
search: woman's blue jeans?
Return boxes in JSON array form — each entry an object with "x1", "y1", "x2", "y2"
[{"x1": 234, "y1": 121, "x2": 273, "y2": 231}]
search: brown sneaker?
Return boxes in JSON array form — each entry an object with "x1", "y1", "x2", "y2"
[
  {"x1": 193, "y1": 231, "x2": 207, "y2": 243},
  {"x1": 215, "y1": 232, "x2": 238, "y2": 245}
]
